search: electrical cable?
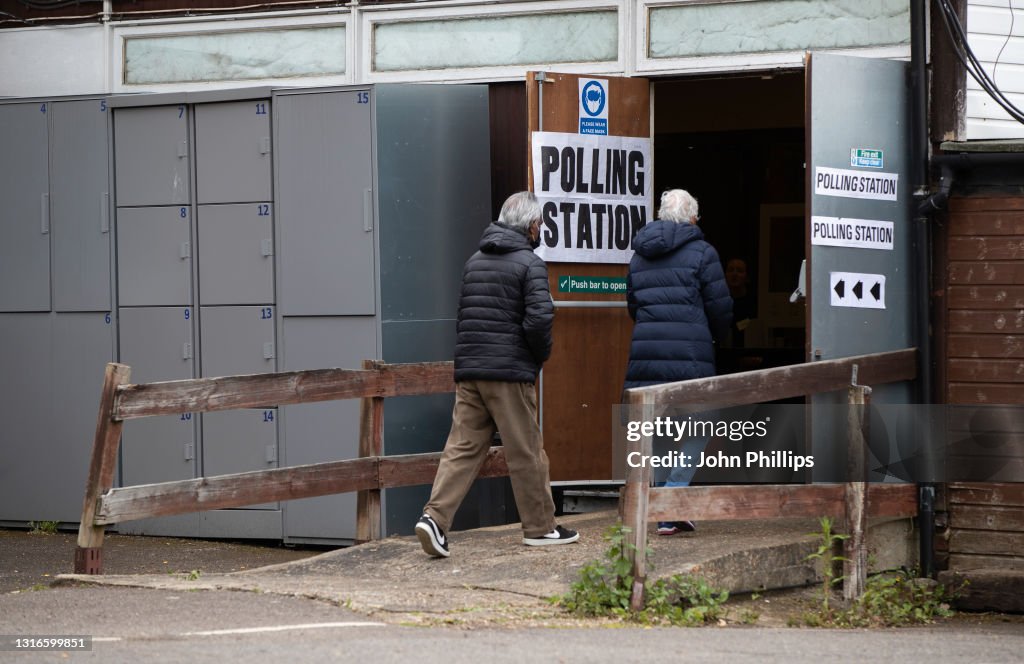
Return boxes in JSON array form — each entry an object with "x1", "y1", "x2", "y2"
[
  {"x1": 993, "y1": 0, "x2": 1017, "y2": 85},
  {"x1": 936, "y1": 0, "x2": 1024, "y2": 125}
]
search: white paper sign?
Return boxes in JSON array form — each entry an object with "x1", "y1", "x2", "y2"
[
  {"x1": 811, "y1": 216, "x2": 895, "y2": 250},
  {"x1": 830, "y1": 271, "x2": 886, "y2": 309},
  {"x1": 531, "y1": 131, "x2": 653, "y2": 264},
  {"x1": 814, "y1": 166, "x2": 899, "y2": 201}
]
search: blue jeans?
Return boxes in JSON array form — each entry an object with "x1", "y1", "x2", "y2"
[{"x1": 654, "y1": 433, "x2": 710, "y2": 488}]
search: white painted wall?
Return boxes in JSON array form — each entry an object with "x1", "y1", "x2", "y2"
[
  {"x1": 967, "y1": 0, "x2": 1024, "y2": 139},
  {"x1": 0, "y1": 24, "x2": 107, "y2": 97}
]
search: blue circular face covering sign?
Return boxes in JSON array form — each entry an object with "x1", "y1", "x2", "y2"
[{"x1": 581, "y1": 80, "x2": 606, "y2": 117}]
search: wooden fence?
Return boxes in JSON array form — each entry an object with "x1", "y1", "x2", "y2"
[
  {"x1": 74, "y1": 359, "x2": 509, "y2": 574},
  {"x1": 620, "y1": 348, "x2": 919, "y2": 611}
]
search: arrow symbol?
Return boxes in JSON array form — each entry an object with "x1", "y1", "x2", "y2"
[
  {"x1": 834, "y1": 279, "x2": 845, "y2": 298},
  {"x1": 870, "y1": 281, "x2": 882, "y2": 301},
  {"x1": 852, "y1": 281, "x2": 864, "y2": 300}
]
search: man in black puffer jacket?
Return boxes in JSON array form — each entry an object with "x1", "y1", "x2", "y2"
[
  {"x1": 624, "y1": 189, "x2": 732, "y2": 536},
  {"x1": 415, "y1": 192, "x2": 579, "y2": 558}
]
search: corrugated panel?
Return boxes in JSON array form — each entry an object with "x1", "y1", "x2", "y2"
[{"x1": 966, "y1": 2, "x2": 1024, "y2": 138}]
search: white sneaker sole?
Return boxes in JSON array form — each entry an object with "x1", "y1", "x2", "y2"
[
  {"x1": 415, "y1": 521, "x2": 450, "y2": 558},
  {"x1": 522, "y1": 532, "x2": 580, "y2": 547}
]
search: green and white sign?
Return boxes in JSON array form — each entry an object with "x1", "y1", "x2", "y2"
[
  {"x1": 558, "y1": 275, "x2": 627, "y2": 294},
  {"x1": 851, "y1": 148, "x2": 883, "y2": 169}
]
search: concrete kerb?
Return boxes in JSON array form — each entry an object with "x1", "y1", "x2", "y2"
[{"x1": 55, "y1": 511, "x2": 917, "y2": 624}]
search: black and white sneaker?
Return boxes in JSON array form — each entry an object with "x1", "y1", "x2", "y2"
[
  {"x1": 415, "y1": 514, "x2": 450, "y2": 558},
  {"x1": 523, "y1": 525, "x2": 580, "y2": 547}
]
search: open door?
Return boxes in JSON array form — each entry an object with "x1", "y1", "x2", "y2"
[
  {"x1": 526, "y1": 72, "x2": 651, "y2": 481},
  {"x1": 806, "y1": 53, "x2": 914, "y2": 477}
]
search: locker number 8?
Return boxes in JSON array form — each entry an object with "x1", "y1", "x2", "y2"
[{"x1": 180, "y1": 207, "x2": 187, "y2": 218}]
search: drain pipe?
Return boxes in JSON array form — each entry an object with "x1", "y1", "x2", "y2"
[{"x1": 910, "y1": 0, "x2": 936, "y2": 579}]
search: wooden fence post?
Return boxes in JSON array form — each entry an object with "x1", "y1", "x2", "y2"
[
  {"x1": 622, "y1": 391, "x2": 652, "y2": 613},
  {"x1": 844, "y1": 366, "x2": 871, "y2": 601},
  {"x1": 356, "y1": 359, "x2": 385, "y2": 543},
  {"x1": 74, "y1": 362, "x2": 131, "y2": 574}
]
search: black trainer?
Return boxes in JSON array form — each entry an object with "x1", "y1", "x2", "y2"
[
  {"x1": 415, "y1": 514, "x2": 450, "y2": 558},
  {"x1": 523, "y1": 525, "x2": 580, "y2": 547}
]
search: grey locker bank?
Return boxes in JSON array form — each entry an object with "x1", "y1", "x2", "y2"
[
  {"x1": 0, "y1": 97, "x2": 116, "y2": 526},
  {"x1": 0, "y1": 85, "x2": 494, "y2": 544}
]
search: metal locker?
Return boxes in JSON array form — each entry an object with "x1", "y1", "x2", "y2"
[
  {"x1": 116, "y1": 206, "x2": 193, "y2": 307},
  {"x1": 196, "y1": 204, "x2": 274, "y2": 306},
  {"x1": 113, "y1": 105, "x2": 190, "y2": 207},
  {"x1": 275, "y1": 91, "x2": 376, "y2": 316},
  {"x1": 202, "y1": 409, "x2": 278, "y2": 510},
  {"x1": 0, "y1": 103, "x2": 50, "y2": 312},
  {"x1": 0, "y1": 314, "x2": 53, "y2": 522},
  {"x1": 48, "y1": 313, "x2": 116, "y2": 521},
  {"x1": 199, "y1": 305, "x2": 276, "y2": 378},
  {"x1": 194, "y1": 100, "x2": 273, "y2": 204},
  {"x1": 280, "y1": 316, "x2": 377, "y2": 542},
  {"x1": 118, "y1": 306, "x2": 196, "y2": 488},
  {"x1": 51, "y1": 100, "x2": 113, "y2": 312}
]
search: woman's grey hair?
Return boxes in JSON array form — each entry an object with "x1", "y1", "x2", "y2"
[
  {"x1": 658, "y1": 189, "x2": 699, "y2": 224},
  {"x1": 498, "y1": 191, "x2": 542, "y2": 232}
]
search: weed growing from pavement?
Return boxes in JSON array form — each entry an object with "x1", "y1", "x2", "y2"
[
  {"x1": 805, "y1": 516, "x2": 847, "y2": 613},
  {"x1": 556, "y1": 523, "x2": 728, "y2": 626},
  {"x1": 793, "y1": 569, "x2": 959, "y2": 628},
  {"x1": 27, "y1": 520, "x2": 59, "y2": 535}
]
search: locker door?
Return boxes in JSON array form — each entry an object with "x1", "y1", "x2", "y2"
[
  {"x1": 275, "y1": 91, "x2": 375, "y2": 316},
  {"x1": 49, "y1": 312, "x2": 116, "y2": 521},
  {"x1": 0, "y1": 103, "x2": 50, "y2": 312},
  {"x1": 51, "y1": 100, "x2": 112, "y2": 312},
  {"x1": 280, "y1": 316, "x2": 377, "y2": 541},
  {"x1": 119, "y1": 306, "x2": 196, "y2": 486},
  {"x1": 114, "y1": 105, "x2": 190, "y2": 207},
  {"x1": 117, "y1": 206, "x2": 193, "y2": 307},
  {"x1": 202, "y1": 409, "x2": 278, "y2": 510},
  {"x1": 199, "y1": 305, "x2": 276, "y2": 378},
  {"x1": 197, "y1": 204, "x2": 274, "y2": 306},
  {"x1": 0, "y1": 315, "x2": 52, "y2": 521},
  {"x1": 194, "y1": 100, "x2": 273, "y2": 204}
]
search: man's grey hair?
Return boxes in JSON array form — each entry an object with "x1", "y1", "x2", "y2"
[
  {"x1": 658, "y1": 189, "x2": 699, "y2": 224},
  {"x1": 498, "y1": 191, "x2": 542, "y2": 232}
]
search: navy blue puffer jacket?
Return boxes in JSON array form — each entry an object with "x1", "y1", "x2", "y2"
[
  {"x1": 454, "y1": 222, "x2": 553, "y2": 383},
  {"x1": 624, "y1": 220, "x2": 732, "y2": 389}
]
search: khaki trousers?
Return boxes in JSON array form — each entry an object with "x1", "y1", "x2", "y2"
[{"x1": 424, "y1": 380, "x2": 556, "y2": 539}]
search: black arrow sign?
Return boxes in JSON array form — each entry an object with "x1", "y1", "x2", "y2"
[
  {"x1": 834, "y1": 279, "x2": 845, "y2": 298},
  {"x1": 852, "y1": 281, "x2": 864, "y2": 300},
  {"x1": 870, "y1": 282, "x2": 882, "y2": 301}
]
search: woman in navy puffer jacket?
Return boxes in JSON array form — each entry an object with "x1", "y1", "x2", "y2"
[
  {"x1": 624, "y1": 189, "x2": 733, "y2": 389},
  {"x1": 624, "y1": 189, "x2": 732, "y2": 536}
]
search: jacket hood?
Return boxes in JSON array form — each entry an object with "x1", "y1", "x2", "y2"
[
  {"x1": 631, "y1": 219, "x2": 704, "y2": 258},
  {"x1": 479, "y1": 222, "x2": 532, "y2": 254}
]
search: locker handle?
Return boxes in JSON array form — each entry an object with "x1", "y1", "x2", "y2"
[
  {"x1": 100, "y1": 192, "x2": 110, "y2": 234},
  {"x1": 183, "y1": 342, "x2": 192, "y2": 360},
  {"x1": 180, "y1": 242, "x2": 191, "y2": 259},
  {"x1": 263, "y1": 342, "x2": 275, "y2": 360},
  {"x1": 266, "y1": 445, "x2": 277, "y2": 464},
  {"x1": 363, "y1": 189, "x2": 373, "y2": 232},
  {"x1": 41, "y1": 193, "x2": 50, "y2": 235},
  {"x1": 261, "y1": 238, "x2": 274, "y2": 257},
  {"x1": 184, "y1": 443, "x2": 194, "y2": 461},
  {"x1": 178, "y1": 141, "x2": 188, "y2": 158},
  {"x1": 259, "y1": 137, "x2": 271, "y2": 155}
]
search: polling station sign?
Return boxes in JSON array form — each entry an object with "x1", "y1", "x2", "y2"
[{"x1": 531, "y1": 131, "x2": 653, "y2": 264}]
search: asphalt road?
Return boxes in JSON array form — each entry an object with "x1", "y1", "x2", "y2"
[{"x1": 2, "y1": 586, "x2": 1023, "y2": 663}]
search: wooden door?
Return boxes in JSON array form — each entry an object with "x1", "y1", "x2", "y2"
[{"x1": 526, "y1": 72, "x2": 651, "y2": 480}]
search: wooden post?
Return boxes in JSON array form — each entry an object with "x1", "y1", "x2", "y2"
[
  {"x1": 74, "y1": 362, "x2": 131, "y2": 574},
  {"x1": 355, "y1": 359, "x2": 385, "y2": 543},
  {"x1": 621, "y1": 391, "x2": 652, "y2": 613},
  {"x1": 844, "y1": 366, "x2": 871, "y2": 601}
]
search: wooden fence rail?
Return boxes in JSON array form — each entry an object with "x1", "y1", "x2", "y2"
[
  {"x1": 74, "y1": 360, "x2": 504, "y2": 574},
  {"x1": 620, "y1": 348, "x2": 919, "y2": 611}
]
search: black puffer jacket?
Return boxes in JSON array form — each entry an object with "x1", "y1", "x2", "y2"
[
  {"x1": 454, "y1": 222, "x2": 554, "y2": 383},
  {"x1": 624, "y1": 220, "x2": 732, "y2": 389}
]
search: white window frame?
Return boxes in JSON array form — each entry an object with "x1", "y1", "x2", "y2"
[
  {"x1": 111, "y1": 9, "x2": 352, "y2": 93},
  {"x1": 633, "y1": 0, "x2": 910, "y2": 77},
  {"x1": 358, "y1": 0, "x2": 628, "y2": 83}
]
